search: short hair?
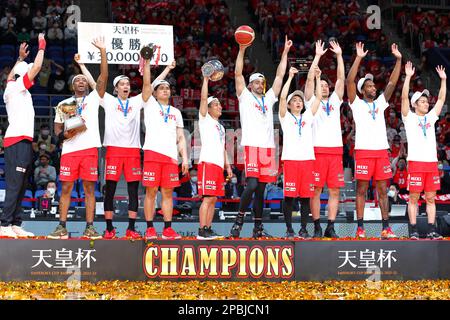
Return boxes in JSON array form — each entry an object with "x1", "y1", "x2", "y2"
[{"x1": 390, "y1": 183, "x2": 400, "y2": 191}]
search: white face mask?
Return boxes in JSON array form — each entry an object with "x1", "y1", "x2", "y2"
[
  {"x1": 47, "y1": 187, "x2": 56, "y2": 195},
  {"x1": 438, "y1": 164, "x2": 444, "y2": 170},
  {"x1": 387, "y1": 190, "x2": 396, "y2": 198},
  {"x1": 231, "y1": 178, "x2": 238, "y2": 184},
  {"x1": 191, "y1": 176, "x2": 198, "y2": 183}
]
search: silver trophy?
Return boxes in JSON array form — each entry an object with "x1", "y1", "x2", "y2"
[
  {"x1": 57, "y1": 100, "x2": 86, "y2": 131},
  {"x1": 201, "y1": 59, "x2": 224, "y2": 81}
]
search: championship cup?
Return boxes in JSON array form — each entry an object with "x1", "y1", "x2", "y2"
[
  {"x1": 201, "y1": 59, "x2": 224, "y2": 82},
  {"x1": 140, "y1": 43, "x2": 155, "y2": 60},
  {"x1": 57, "y1": 99, "x2": 86, "y2": 132}
]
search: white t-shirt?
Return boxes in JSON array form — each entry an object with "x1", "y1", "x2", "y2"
[
  {"x1": 238, "y1": 87, "x2": 277, "y2": 148},
  {"x1": 101, "y1": 92, "x2": 144, "y2": 148},
  {"x1": 306, "y1": 92, "x2": 343, "y2": 148},
  {"x1": 350, "y1": 95, "x2": 389, "y2": 150},
  {"x1": 142, "y1": 96, "x2": 184, "y2": 161},
  {"x1": 199, "y1": 112, "x2": 225, "y2": 168},
  {"x1": 402, "y1": 109, "x2": 438, "y2": 162},
  {"x1": 3, "y1": 75, "x2": 35, "y2": 141},
  {"x1": 54, "y1": 90, "x2": 102, "y2": 155},
  {"x1": 279, "y1": 109, "x2": 315, "y2": 161}
]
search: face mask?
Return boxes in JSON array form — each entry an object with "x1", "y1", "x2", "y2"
[
  {"x1": 41, "y1": 130, "x2": 50, "y2": 136},
  {"x1": 47, "y1": 188, "x2": 56, "y2": 195},
  {"x1": 387, "y1": 190, "x2": 396, "y2": 198},
  {"x1": 438, "y1": 164, "x2": 444, "y2": 170},
  {"x1": 231, "y1": 178, "x2": 238, "y2": 184},
  {"x1": 191, "y1": 176, "x2": 198, "y2": 183},
  {"x1": 40, "y1": 144, "x2": 47, "y2": 150}
]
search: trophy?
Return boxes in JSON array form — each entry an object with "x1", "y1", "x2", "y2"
[
  {"x1": 288, "y1": 57, "x2": 311, "y2": 74},
  {"x1": 140, "y1": 43, "x2": 155, "y2": 60},
  {"x1": 201, "y1": 59, "x2": 224, "y2": 81},
  {"x1": 57, "y1": 99, "x2": 86, "y2": 132}
]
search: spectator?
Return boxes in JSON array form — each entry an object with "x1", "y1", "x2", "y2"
[
  {"x1": 42, "y1": 180, "x2": 59, "y2": 201},
  {"x1": 0, "y1": 9, "x2": 16, "y2": 32},
  {"x1": 64, "y1": 19, "x2": 77, "y2": 45},
  {"x1": 224, "y1": 173, "x2": 244, "y2": 211},
  {"x1": 1, "y1": 22, "x2": 18, "y2": 44},
  {"x1": 387, "y1": 183, "x2": 407, "y2": 213},
  {"x1": 32, "y1": 9, "x2": 47, "y2": 36},
  {"x1": 16, "y1": 3, "x2": 32, "y2": 32},
  {"x1": 175, "y1": 169, "x2": 201, "y2": 212},
  {"x1": 392, "y1": 157, "x2": 408, "y2": 194},
  {"x1": 17, "y1": 27, "x2": 31, "y2": 44},
  {"x1": 32, "y1": 124, "x2": 57, "y2": 154},
  {"x1": 34, "y1": 153, "x2": 57, "y2": 190},
  {"x1": 47, "y1": 22, "x2": 64, "y2": 44},
  {"x1": 48, "y1": 64, "x2": 68, "y2": 94}
]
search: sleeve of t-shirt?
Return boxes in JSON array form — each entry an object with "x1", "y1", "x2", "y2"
[
  {"x1": 428, "y1": 108, "x2": 439, "y2": 124},
  {"x1": 330, "y1": 91, "x2": 343, "y2": 107},
  {"x1": 304, "y1": 95, "x2": 316, "y2": 110},
  {"x1": 266, "y1": 88, "x2": 278, "y2": 103},
  {"x1": 349, "y1": 95, "x2": 360, "y2": 111},
  {"x1": 131, "y1": 93, "x2": 144, "y2": 110},
  {"x1": 237, "y1": 87, "x2": 251, "y2": 102},
  {"x1": 176, "y1": 109, "x2": 184, "y2": 128},
  {"x1": 100, "y1": 92, "x2": 114, "y2": 110},
  {"x1": 376, "y1": 94, "x2": 389, "y2": 112}
]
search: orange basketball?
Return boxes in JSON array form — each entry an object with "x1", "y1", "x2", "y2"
[{"x1": 234, "y1": 25, "x2": 255, "y2": 46}]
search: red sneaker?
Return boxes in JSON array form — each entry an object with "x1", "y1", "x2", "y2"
[
  {"x1": 103, "y1": 228, "x2": 116, "y2": 240},
  {"x1": 126, "y1": 229, "x2": 141, "y2": 239},
  {"x1": 356, "y1": 227, "x2": 366, "y2": 238},
  {"x1": 144, "y1": 227, "x2": 157, "y2": 240},
  {"x1": 162, "y1": 227, "x2": 182, "y2": 240},
  {"x1": 381, "y1": 227, "x2": 397, "y2": 239}
]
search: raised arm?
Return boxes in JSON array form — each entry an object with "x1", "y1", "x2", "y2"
[
  {"x1": 74, "y1": 53, "x2": 96, "y2": 90},
  {"x1": 434, "y1": 66, "x2": 447, "y2": 116},
  {"x1": 383, "y1": 43, "x2": 402, "y2": 101},
  {"x1": 305, "y1": 40, "x2": 327, "y2": 101},
  {"x1": 142, "y1": 58, "x2": 152, "y2": 102},
  {"x1": 91, "y1": 37, "x2": 108, "y2": 98},
  {"x1": 177, "y1": 127, "x2": 189, "y2": 176},
  {"x1": 330, "y1": 40, "x2": 345, "y2": 100},
  {"x1": 401, "y1": 61, "x2": 414, "y2": 117},
  {"x1": 199, "y1": 76, "x2": 209, "y2": 117},
  {"x1": 346, "y1": 42, "x2": 368, "y2": 104},
  {"x1": 279, "y1": 67, "x2": 298, "y2": 118},
  {"x1": 155, "y1": 59, "x2": 176, "y2": 81},
  {"x1": 311, "y1": 67, "x2": 322, "y2": 115},
  {"x1": 7, "y1": 42, "x2": 29, "y2": 81},
  {"x1": 27, "y1": 33, "x2": 46, "y2": 81},
  {"x1": 235, "y1": 44, "x2": 250, "y2": 97},
  {"x1": 271, "y1": 35, "x2": 293, "y2": 96}
]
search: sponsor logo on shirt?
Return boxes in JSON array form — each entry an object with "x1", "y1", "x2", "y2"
[
  {"x1": 338, "y1": 174, "x2": 345, "y2": 182},
  {"x1": 383, "y1": 166, "x2": 392, "y2": 174},
  {"x1": 206, "y1": 180, "x2": 216, "y2": 185},
  {"x1": 285, "y1": 187, "x2": 296, "y2": 192},
  {"x1": 356, "y1": 164, "x2": 368, "y2": 175}
]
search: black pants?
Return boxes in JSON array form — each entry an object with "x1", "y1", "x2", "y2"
[{"x1": 1, "y1": 140, "x2": 33, "y2": 227}]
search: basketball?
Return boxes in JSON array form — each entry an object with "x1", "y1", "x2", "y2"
[{"x1": 234, "y1": 25, "x2": 255, "y2": 46}]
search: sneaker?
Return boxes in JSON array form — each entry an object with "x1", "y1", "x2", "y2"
[
  {"x1": 126, "y1": 229, "x2": 141, "y2": 240},
  {"x1": 144, "y1": 227, "x2": 157, "y2": 240},
  {"x1": 356, "y1": 227, "x2": 366, "y2": 238},
  {"x1": 103, "y1": 228, "x2": 116, "y2": 240},
  {"x1": 324, "y1": 226, "x2": 339, "y2": 238},
  {"x1": 47, "y1": 225, "x2": 69, "y2": 239},
  {"x1": 83, "y1": 225, "x2": 102, "y2": 240},
  {"x1": 427, "y1": 231, "x2": 443, "y2": 240},
  {"x1": 381, "y1": 227, "x2": 397, "y2": 239},
  {"x1": 162, "y1": 227, "x2": 182, "y2": 240},
  {"x1": 206, "y1": 226, "x2": 223, "y2": 239},
  {"x1": 252, "y1": 224, "x2": 272, "y2": 239},
  {"x1": 285, "y1": 229, "x2": 296, "y2": 239},
  {"x1": 197, "y1": 227, "x2": 213, "y2": 240},
  {"x1": 298, "y1": 228, "x2": 311, "y2": 239},
  {"x1": 313, "y1": 226, "x2": 323, "y2": 238},
  {"x1": 0, "y1": 226, "x2": 18, "y2": 238},
  {"x1": 410, "y1": 231, "x2": 420, "y2": 240},
  {"x1": 11, "y1": 226, "x2": 34, "y2": 238},
  {"x1": 230, "y1": 222, "x2": 243, "y2": 238}
]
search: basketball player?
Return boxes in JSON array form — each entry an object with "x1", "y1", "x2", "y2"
[
  {"x1": 305, "y1": 40, "x2": 345, "y2": 238},
  {"x1": 230, "y1": 36, "x2": 292, "y2": 238},
  {"x1": 0, "y1": 34, "x2": 46, "y2": 238},
  {"x1": 401, "y1": 62, "x2": 446, "y2": 239},
  {"x1": 346, "y1": 42, "x2": 402, "y2": 239},
  {"x1": 280, "y1": 66, "x2": 322, "y2": 239},
  {"x1": 47, "y1": 37, "x2": 107, "y2": 239},
  {"x1": 197, "y1": 75, "x2": 233, "y2": 240}
]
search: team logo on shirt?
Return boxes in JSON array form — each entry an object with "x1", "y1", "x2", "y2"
[
  {"x1": 338, "y1": 173, "x2": 345, "y2": 182},
  {"x1": 433, "y1": 176, "x2": 440, "y2": 184},
  {"x1": 293, "y1": 120, "x2": 306, "y2": 127},
  {"x1": 418, "y1": 122, "x2": 431, "y2": 130},
  {"x1": 169, "y1": 173, "x2": 179, "y2": 182},
  {"x1": 117, "y1": 104, "x2": 133, "y2": 114},
  {"x1": 132, "y1": 167, "x2": 142, "y2": 175},
  {"x1": 90, "y1": 167, "x2": 98, "y2": 176},
  {"x1": 254, "y1": 103, "x2": 268, "y2": 113},
  {"x1": 383, "y1": 166, "x2": 392, "y2": 174},
  {"x1": 367, "y1": 108, "x2": 379, "y2": 116},
  {"x1": 321, "y1": 105, "x2": 335, "y2": 113},
  {"x1": 158, "y1": 110, "x2": 176, "y2": 122}
]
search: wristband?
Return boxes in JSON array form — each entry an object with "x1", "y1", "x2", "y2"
[{"x1": 38, "y1": 38, "x2": 46, "y2": 51}]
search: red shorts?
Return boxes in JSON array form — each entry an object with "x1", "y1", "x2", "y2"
[
  {"x1": 143, "y1": 150, "x2": 179, "y2": 188},
  {"x1": 60, "y1": 148, "x2": 98, "y2": 182},
  {"x1": 244, "y1": 146, "x2": 277, "y2": 183},
  {"x1": 105, "y1": 147, "x2": 141, "y2": 182},
  {"x1": 313, "y1": 150, "x2": 345, "y2": 188},
  {"x1": 283, "y1": 160, "x2": 315, "y2": 198},
  {"x1": 198, "y1": 162, "x2": 225, "y2": 197},
  {"x1": 354, "y1": 150, "x2": 392, "y2": 181},
  {"x1": 407, "y1": 161, "x2": 440, "y2": 193}
]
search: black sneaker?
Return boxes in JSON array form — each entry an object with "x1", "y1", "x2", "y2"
[
  {"x1": 197, "y1": 227, "x2": 213, "y2": 240},
  {"x1": 230, "y1": 215, "x2": 244, "y2": 238},
  {"x1": 206, "y1": 226, "x2": 223, "y2": 239},
  {"x1": 324, "y1": 226, "x2": 339, "y2": 238},
  {"x1": 313, "y1": 226, "x2": 323, "y2": 238},
  {"x1": 285, "y1": 228, "x2": 295, "y2": 239},
  {"x1": 252, "y1": 224, "x2": 272, "y2": 239},
  {"x1": 427, "y1": 231, "x2": 443, "y2": 240},
  {"x1": 410, "y1": 231, "x2": 420, "y2": 240},
  {"x1": 298, "y1": 228, "x2": 311, "y2": 239}
]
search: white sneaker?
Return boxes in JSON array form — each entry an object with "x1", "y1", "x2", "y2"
[
  {"x1": 12, "y1": 226, "x2": 34, "y2": 237},
  {"x1": 0, "y1": 226, "x2": 18, "y2": 238}
]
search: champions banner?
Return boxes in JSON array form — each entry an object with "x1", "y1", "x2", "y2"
[
  {"x1": 0, "y1": 239, "x2": 449, "y2": 282},
  {"x1": 77, "y1": 22, "x2": 174, "y2": 65}
]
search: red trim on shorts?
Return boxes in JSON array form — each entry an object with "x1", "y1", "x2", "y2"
[
  {"x1": 144, "y1": 150, "x2": 177, "y2": 164},
  {"x1": 63, "y1": 147, "x2": 98, "y2": 157},
  {"x1": 314, "y1": 146, "x2": 343, "y2": 155},
  {"x1": 355, "y1": 149, "x2": 388, "y2": 159},
  {"x1": 408, "y1": 161, "x2": 438, "y2": 173},
  {"x1": 3, "y1": 136, "x2": 33, "y2": 148},
  {"x1": 23, "y1": 73, "x2": 34, "y2": 89},
  {"x1": 106, "y1": 146, "x2": 141, "y2": 158}
]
